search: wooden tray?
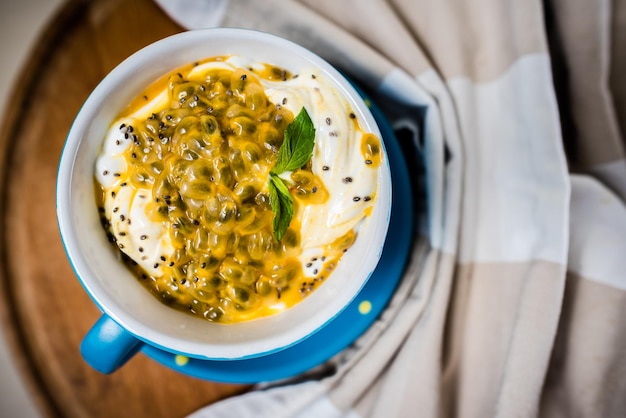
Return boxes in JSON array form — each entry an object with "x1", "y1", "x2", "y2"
[{"x1": 0, "y1": 0, "x2": 249, "y2": 416}]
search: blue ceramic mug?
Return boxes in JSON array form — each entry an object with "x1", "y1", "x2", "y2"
[{"x1": 56, "y1": 29, "x2": 392, "y2": 374}]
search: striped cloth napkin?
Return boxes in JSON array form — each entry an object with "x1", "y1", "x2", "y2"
[{"x1": 155, "y1": 1, "x2": 626, "y2": 416}]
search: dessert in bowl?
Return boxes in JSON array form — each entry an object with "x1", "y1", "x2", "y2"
[{"x1": 57, "y1": 28, "x2": 391, "y2": 370}]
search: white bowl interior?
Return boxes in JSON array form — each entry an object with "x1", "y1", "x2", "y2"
[{"x1": 57, "y1": 28, "x2": 391, "y2": 360}]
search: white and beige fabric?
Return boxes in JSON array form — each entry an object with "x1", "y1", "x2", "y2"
[{"x1": 154, "y1": 0, "x2": 626, "y2": 416}]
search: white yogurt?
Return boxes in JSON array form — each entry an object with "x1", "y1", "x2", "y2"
[{"x1": 95, "y1": 56, "x2": 379, "y2": 278}]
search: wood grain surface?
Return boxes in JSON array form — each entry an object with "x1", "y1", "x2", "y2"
[{"x1": 0, "y1": 0, "x2": 249, "y2": 416}]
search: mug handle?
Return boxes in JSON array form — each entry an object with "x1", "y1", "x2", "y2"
[{"x1": 80, "y1": 315, "x2": 143, "y2": 374}]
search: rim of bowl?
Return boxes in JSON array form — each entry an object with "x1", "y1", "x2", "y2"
[{"x1": 56, "y1": 28, "x2": 392, "y2": 359}]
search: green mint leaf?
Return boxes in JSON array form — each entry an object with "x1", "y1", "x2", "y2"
[
  {"x1": 268, "y1": 173, "x2": 294, "y2": 241},
  {"x1": 268, "y1": 107, "x2": 315, "y2": 241},
  {"x1": 272, "y1": 107, "x2": 315, "y2": 174}
]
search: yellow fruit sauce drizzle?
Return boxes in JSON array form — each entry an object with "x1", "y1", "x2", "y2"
[{"x1": 96, "y1": 56, "x2": 382, "y2": 323}]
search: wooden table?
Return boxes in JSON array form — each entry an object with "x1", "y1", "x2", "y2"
[{"x1": 0, "y1": 0, "x2": 249, "y2": 416}]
